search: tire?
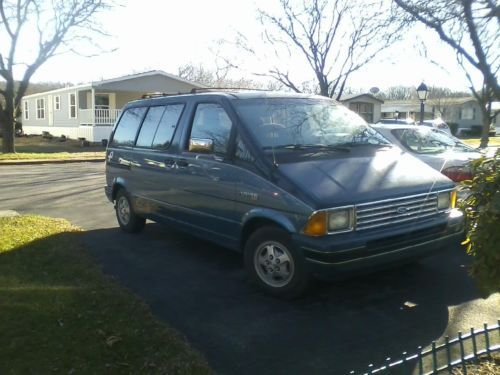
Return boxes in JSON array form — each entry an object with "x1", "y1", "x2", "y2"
[
  {"x1": 115, "y1": 189, "x2": 146, "y2": 233},
  {"x1": 244, "y1": 226, "x2": 309, "y2": 299}
]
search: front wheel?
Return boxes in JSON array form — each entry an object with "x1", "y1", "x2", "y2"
[
  {"x1": 244, "y1": 226, "x2": 309, "y2": 299},
  {"x1": 115, "y1": 189, "x2": 146, "y2": 233}
]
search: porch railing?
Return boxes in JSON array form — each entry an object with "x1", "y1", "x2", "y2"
[{"x1": 79, "y1": 108, "x2": 121, "y2": 125}]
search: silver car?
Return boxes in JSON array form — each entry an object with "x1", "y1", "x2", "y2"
[{"x1": 371, "y1": 124, "x2": 482, "y2": 182}]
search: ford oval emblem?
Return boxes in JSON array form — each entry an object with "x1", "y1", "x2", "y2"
[{"x1": 396, "y1": 206, "x2": 409, "y2": 214}]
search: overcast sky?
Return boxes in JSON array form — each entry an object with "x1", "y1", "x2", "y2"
[{"x1": 28, "y1": 0, "x2": 478, "y2": 92}]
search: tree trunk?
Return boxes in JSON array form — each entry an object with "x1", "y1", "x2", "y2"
[
  {"x1": 479, "y1": 114, "x2": 490, "y2": 149},
  {"x1": 0, "y1": 116, "x2": 15, "y2": 153}
]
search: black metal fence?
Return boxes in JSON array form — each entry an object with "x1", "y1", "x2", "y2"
[{"x1": 351, "y1": 321, "x2": 500, "y2": 374}]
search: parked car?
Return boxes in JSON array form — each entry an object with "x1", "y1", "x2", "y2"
[
  {"x1": 105, "y1": 91, "x2": 464, "y2": 298},
  {"x1": 377, "y1": 118, "x2": 416, "y2": 125},
  {"x1": 377, "y1": 118, "x2": 452, "y2": 134},
  {"x1": 421, "y1": 118, "x2": 452, "y2": 134},
  {"x1": 371, "y1": 124, "x2": 482, "y2": 182}
]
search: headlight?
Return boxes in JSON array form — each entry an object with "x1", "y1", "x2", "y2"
[
  {"x1": 303, "y1": 207, "x2": 354, "y2": 236},
  {"x1": 328, "y1": 208, "x2": 354, "y2": 232},
  {"x1": 437, "y1": 190, "x2": 456, "y2": 210}
]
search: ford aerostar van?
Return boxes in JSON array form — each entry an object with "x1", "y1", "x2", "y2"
[{"x1": 105, "y1": 90, "x2": 464, "y2": 298}]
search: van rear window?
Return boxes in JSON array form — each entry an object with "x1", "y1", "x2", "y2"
[{"x1": 111, "y1": 107, "x2": 147, "y2": 147}]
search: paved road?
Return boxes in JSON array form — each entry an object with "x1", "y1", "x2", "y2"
[{"x1": 1, "y1": 162, "x2": 498, "y2": 374}]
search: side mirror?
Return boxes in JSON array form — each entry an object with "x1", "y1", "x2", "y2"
[{"x1": 189, "y1": 138, "x2": 214, "y2": 153}]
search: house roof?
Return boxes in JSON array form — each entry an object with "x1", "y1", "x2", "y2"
[
  {"x1": 22, "y1": 70, "x2": 205, "y2": 98},
  {"x1": 339, "y1": 93, "x2": 384, "y2": 103},
  {"x1": 90, "y1": 70, "x2": 205, "y2": 90}
]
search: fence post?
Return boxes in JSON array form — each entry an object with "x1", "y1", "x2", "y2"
[
  {"x1": 368, "y1": 363, "x2": 374, "y2": 374},
  {"x1": 432, "y1": 341, "x2": 438, "y2": 373},
  {"x1": 402, "y1": 351, "x2": 409, "y2": 374},
  {"x1": 385, "y1": 357, "x2": 391, "y2": 374},
  {"x1": 417, "y1": 346, "x2": 423, "y2": 375},
  {"x1": 458, "y1": 332, "x2": 467, "y2": 375},
  {"x1": 445, "y1": 336, "x2": 452, "y2": 374},
  {"x1": 470, "y1": 328, "x2": 477, "y2": 360},
  {"x1": 484, "y1": 323, "x2": 491, "y2": 356}
]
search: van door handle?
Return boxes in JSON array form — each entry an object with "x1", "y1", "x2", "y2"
[{"x1": 176, "y1": 158, "x2": 189, "y2": 168}]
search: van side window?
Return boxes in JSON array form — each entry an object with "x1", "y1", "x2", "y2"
[
  {"x1": 136, "y1": 106, "x2": 166, "y2": 148},
  {"x1": 190, "y1": 103, "x2": 232, "y2": 155},
  {"x1": 152, "y1": 104, "x2": 184, "y2": 149},
  {"x1": 111, "y1": 107, "x2": 147, "y2": 147}
]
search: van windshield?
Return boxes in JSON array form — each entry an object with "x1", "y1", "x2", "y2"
[{"x1": 233, "y1": 98, "x2": 390, "y2": 150}]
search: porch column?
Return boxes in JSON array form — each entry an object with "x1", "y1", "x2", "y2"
[{"x1": 91, "y1": 88, "x2": 96, "y2": 126}]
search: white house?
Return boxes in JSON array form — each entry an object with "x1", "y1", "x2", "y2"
[
  {"x1": 339, "y1": 93, "x2": 384, "y2": 123},
  {"x1": 21, "y1": 70, "x2": 204, "y2": 142}
]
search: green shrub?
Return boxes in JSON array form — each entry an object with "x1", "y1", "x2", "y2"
[{"x1": 459, "y1": 149, "x2": 500, "y2": 295}]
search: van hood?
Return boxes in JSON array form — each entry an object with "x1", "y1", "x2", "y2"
[{"x1": 275, "y1": 147, "x2": 454, "y2": 209}]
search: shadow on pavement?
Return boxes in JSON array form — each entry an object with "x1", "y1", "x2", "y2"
[{"x1": 83, "y1": 222, "x2": 478, "y2": 375}]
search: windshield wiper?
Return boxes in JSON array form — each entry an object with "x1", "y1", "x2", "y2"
[
  {"x1": 262, "y1": 144, "x2": 351, "y2": 152},
  {"x1": 334, "y1": 142, "x2": 393, "y2": 148}
]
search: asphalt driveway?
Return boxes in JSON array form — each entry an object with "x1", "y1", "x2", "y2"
[{"x1": 1, "y1": 162, "x2": 498, "y2": 374}]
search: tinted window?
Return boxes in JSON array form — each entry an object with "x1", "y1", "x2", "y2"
[
  {"x1": 152, "y1": 104, "x2": 184, "y2": 149},
  {"x1": 136, "y1": 106, "x2": 166, "y2": 148},
  {"x1": 190, "y1": 103, "x2": 232, "y2": 155},
  {"x1": 111, "y1": 107, "x2": 147, "y2": 147}
]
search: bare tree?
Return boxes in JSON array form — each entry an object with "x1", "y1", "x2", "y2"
[
  {"x1": 237, "y1": 0, "x2": 402, "y2": 100},
  {"x1": 393, "y1": 0, "x2": 499, "y2": 147},
  {"x1": 178, "y1": 63, "x2": 283, "y2": 90},
  {"x1": 0, "y1": 0, "x2": 113, "y2": 153}
]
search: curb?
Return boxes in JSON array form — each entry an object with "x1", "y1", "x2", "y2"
[{"x1": 0, "y1": 158, "x2": 105, "y2": 166}]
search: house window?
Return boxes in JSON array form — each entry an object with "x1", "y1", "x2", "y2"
[
  {"x1": 54, "y1": 96, "x2": 61, "y2": 110},
  {"x1": 349, "y1": 102, "x2": 374, "y2": 123},
  {"x1": 460, "y1": 107, "x2": 475, "y2": 120},
  {"x1": 36, "y1": 98, "x2": 45, "y2": 119},
  {"x1": 69, "y1": 93, "x2": 77, "y2": 118},
  {"x1": 23, "y1": 101, "x2": 29, "y2": 120}
]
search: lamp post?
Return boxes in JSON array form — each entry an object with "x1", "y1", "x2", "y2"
[{"x1": 416, "y1": 82, "x2": 428, "y2": 125}]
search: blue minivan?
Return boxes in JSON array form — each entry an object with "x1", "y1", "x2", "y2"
[{"x1": 105, "y1": 90, "x2": 464, "y2": 298}]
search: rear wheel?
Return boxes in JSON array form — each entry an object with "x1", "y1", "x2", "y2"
[
  {"x1": 115, "y1": 189, "x2": 145, "y2": 233},
  {"x1": 244, "y1": 226, "x2": 309, "y2": 298}
]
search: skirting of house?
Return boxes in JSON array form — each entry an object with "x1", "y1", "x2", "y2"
[{"x1": 22, "y1": 125, "x2": 113, "y2": 143}]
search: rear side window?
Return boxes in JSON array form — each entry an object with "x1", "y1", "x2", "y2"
[
  {"x1": 136, "y1": 106, "x2": 167, "y2": 148},
  {"x1": 111, "y1": 107, "x2": 147, "y2": 147},
  {"x1": 152, "y1": 104, "x2": 184, "y2": 149}
]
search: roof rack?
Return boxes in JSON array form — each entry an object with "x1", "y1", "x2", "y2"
[
  {"x1": 190, "y1": 87, "x2": 272, "y2": 94},
  {"x1": 141, "y1": 92, "x2": 186, "y2": 99}
]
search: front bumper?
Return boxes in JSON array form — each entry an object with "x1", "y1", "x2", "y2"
[{"x1": 293, "y1": 209, "x2": 464, "y2": 276}]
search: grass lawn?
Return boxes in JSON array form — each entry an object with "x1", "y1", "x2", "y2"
[
  {"x1": 0, "y1": 215, "x2": 211, "y2": 374},
  {"x1": 0, "y1": 135, "x2": 106, "y2": 160}
]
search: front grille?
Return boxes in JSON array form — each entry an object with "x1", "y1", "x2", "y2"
[{"x1": 356, "y1": 192, "x2": 440, "y2": 231}]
